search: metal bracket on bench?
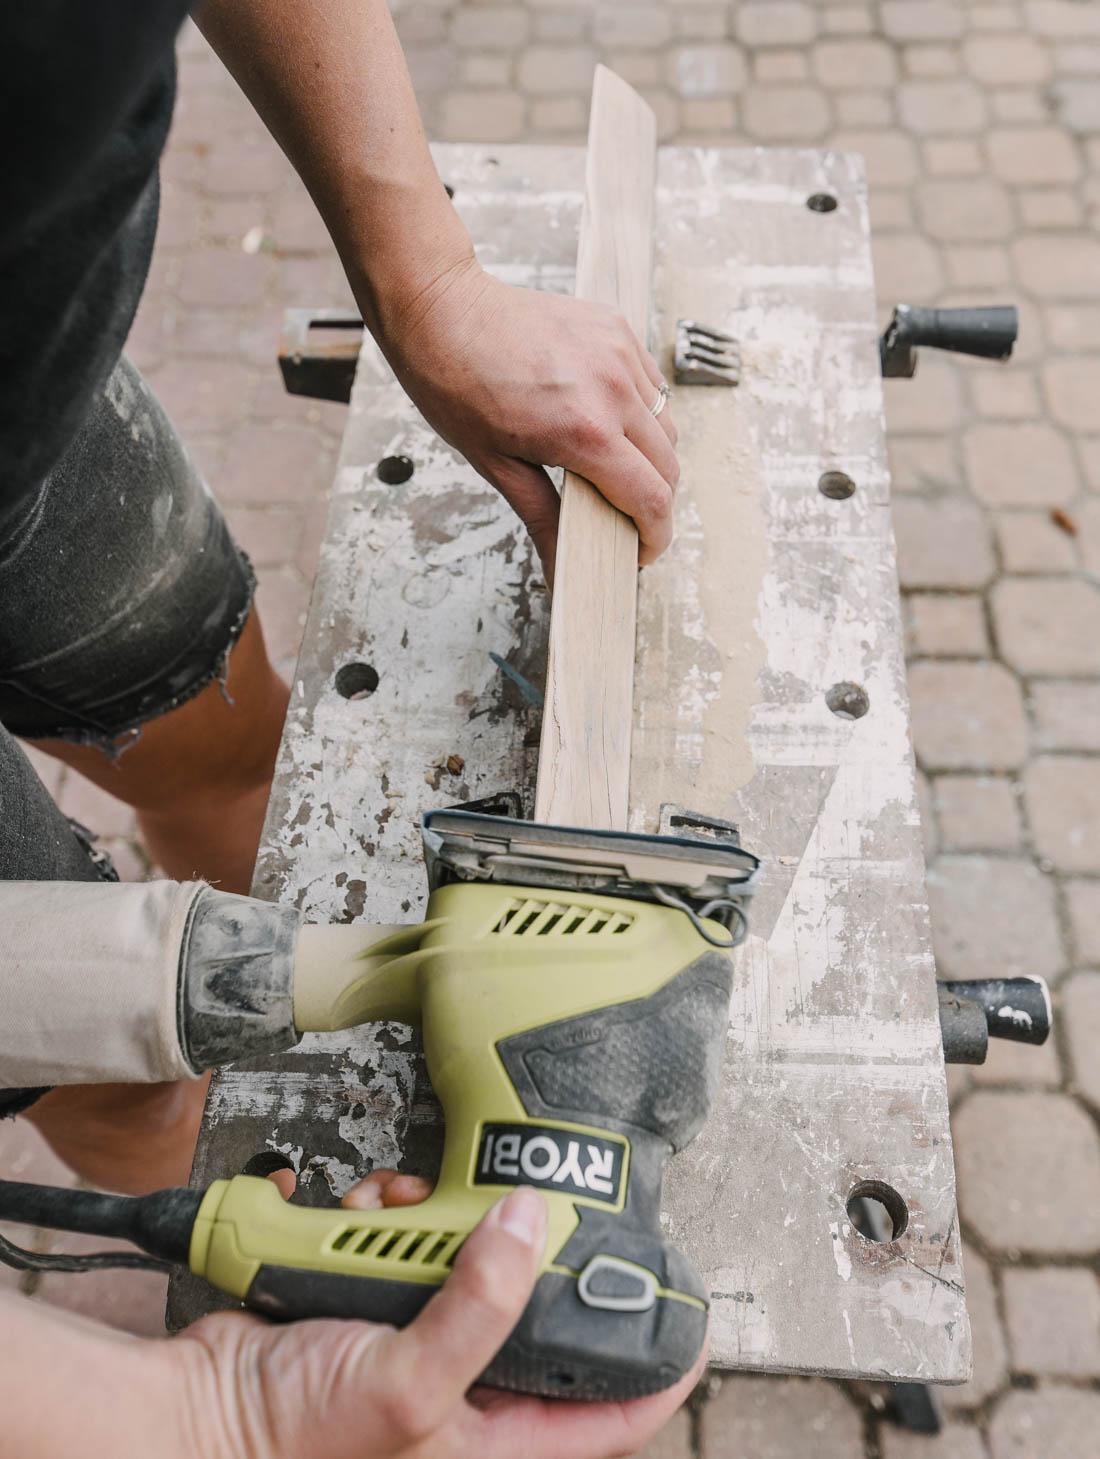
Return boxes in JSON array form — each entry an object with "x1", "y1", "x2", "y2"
[
  {"x1": 673, "y1": 319, "x2": 741, "y2": 386},
  {"x1": 279, "y1": 308, "x2": 364, "y2": 403}
]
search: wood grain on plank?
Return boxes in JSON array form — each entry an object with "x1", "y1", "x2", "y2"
[{"x1": 533, "y1": 67, "x2": 656, "y2": 830}]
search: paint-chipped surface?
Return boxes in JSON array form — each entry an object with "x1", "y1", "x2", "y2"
[{"x1": 173, "y1": 146, "x2": 967, "y2": 1383}]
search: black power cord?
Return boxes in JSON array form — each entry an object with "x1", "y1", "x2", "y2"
[
  {"x1": 0, "y1": 1230, "x2": 169, "y2": 1274},
  {"x1": 0, "y1": 1179, "x2": 202, "y2": 1275}
]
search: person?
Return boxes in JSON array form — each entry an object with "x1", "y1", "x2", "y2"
[{"x1": 0, "y1": 2, "x2": 693, "y2": 1454}]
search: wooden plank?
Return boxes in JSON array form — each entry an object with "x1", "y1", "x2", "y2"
[
  {"x1": 173, "y1": 142, "x2": 969, "y2": 1387},
  {"x1": 534, "y1": 67, "x2": 655, "y2": 830}
]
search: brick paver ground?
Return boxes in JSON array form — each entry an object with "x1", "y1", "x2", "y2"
[{"x1": 6, "y1": 3, "x2": 1100, "y2": 1455}]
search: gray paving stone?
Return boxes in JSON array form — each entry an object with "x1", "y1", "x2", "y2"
[
  {"x1": 1043, "y1": 357, "x2": 1100, "y2": 432},
  {"x1": 889, "y1": 435, "x2": 962, "y2": 494},
  {"x1": 835, "y1": 89, "x2": 894, "y2": 126},
  {"x1": 741, "y1": 83, "x2": 831, "y2": 138},
  {"x1": 918, "y1": 767, "x2": 939, "y2": 860},
  {"x1": 963, "y1": 33, "x2": 1052, "y2": 84},
  {"x1": 1064, "y1": 971, "x2": 1100, "y2": 1114},
  {"x1": 905, "y1": 43, "x2": 963, "y2": 79},
  {"x1": 1023, "y1": 756, "x2": 1100, "y2": 873},
  {"x1": 667, "y1": 42, "x2": 749, "y2": 96},
  {"x1": 1064, "y1": 883, "x2": 1100, "y2": 966},
  {"x1": 873, "y1": 233, "x2": 946, "y2": 302},
  {"x1": 671, "y1": 7, "x2": 729, "y2": 43},
  {"x1": 887, "y1": 365, "x2": 969, "y2": 439},
  {"x1": 1030, "y1": 680, "x2": 1100, "y2": 752},
  {"x1": 824, "y1": 6, "x2": 874, "y2": 37},
  {"x1": 1049, "y1": 76, "x2": 1100, "y2": 131},
  {"x1": 989, "y1": 1388, "x2": 1100, "y2": 1459},
  {"x1": 963, "y1": 423, "x2": 1079, "y2": 508},
  {"x1": 830, "y1": 129, "x2": 919, "y2": 185},
  {"x1": 700, "y1": 1375, "x2": 863, "y2": 1457},
  {"x1": 436, "y1": 89, "x2": 527, "y2": 140},
  {"x1": 1026, "y1": 0, "x2": 1100, "y2": 38},
  {"x1": 881, "y1": 1, "x2": 967, "y2": 41},
  {"x1": 953, "y1": 1091, "x2": 1100, "y2": 1254},
  {"x1": 812, "y1": 38, "x2": 897, "y2": 87},
  {"x1": 1079, "y1": 498, "x2": 1100, "y2": 578},
  {"x1": 991, "y1": 578, "x2": 1100, "y2": 676},
  {"x1": 879, "y1": 1422, "x2": 986, "y2": 1459},
  {"x1": 898, "y1": 79, "x2": 988, "y2": 132},
  {"x1": 735, "y1": 2, "x2": 818, "y2": 48},
  {"x1": 939, "y1": 1242, "x2": 1008, "y2": 1410},
  {"x1": 893, "y1": 496, "x2": 995, "y2": 590},
  {"x1": 909, "y1": 662, "x2": 1028, "y2": 771},
  {"x1": 755, "y1": 49, "x2": 809, "y2": 82},
  {"x1": 969, "y1": 1026, "x2": 1062, "y2": 1086},
  {"x1": 987, "y1": 124, "x2": 1079, "y2": 182},
  {"x1": 905, "y1": 594, "x2": 989, "y2": 657},
  {"x1": 923, "y1": 137, "x2": 984, "y2": 175},
  {"x1": 592, "y1": 4, "x2": 672, "y2": 49},
  {"x1": 994, "y1": 510, "x2": 1077, "y2": 573},
  {"x1": 516, "y1": 44, "x2": 597, "y2": 94},
  {"x1": 1012, "y1": 234, "x2": 1100, "y2": 297},
  {"x1": 33, "y1": 1231, "x2": 168, "y2": 1338},
  {"x1": 926, "y1": 856, "x2": 1064, "y2": 981},
  {"x1": 916, "y1": 178, "x2": 1015, "y2": 241},
  {"x1": 1017, "y1": 185, "x2": 1082, "y2": 228},
  {"x1": 945, "y1": 243, "x2": 1012, "y2": 288},
  {"x1": 934, "y1": 775, "x2": 1021, "y2": 851},
  {"x1": 1002, "y1": 1266, "x2": 1100, "y2": 1376}
]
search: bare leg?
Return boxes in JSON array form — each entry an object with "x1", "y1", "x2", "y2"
[
  {"x1": 31, "y1": 610, "x2": 290, "y2": 895},
  {"x1": 23, "y1": 610, "x2": 290, "y2": 1192}
]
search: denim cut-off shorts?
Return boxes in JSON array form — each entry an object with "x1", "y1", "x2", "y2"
[{"x1": 0, "y1": 354, "x2": 255, "y2": 885}]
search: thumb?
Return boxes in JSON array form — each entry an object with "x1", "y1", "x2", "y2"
[
  {"x1": 368, "y1": 1188, "x2": 547, "y2": 1438},
  {"x1": 481, "y1": 456, "x2": 560, "y2": 588}
]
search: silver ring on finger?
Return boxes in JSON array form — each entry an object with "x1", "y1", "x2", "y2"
[{"x1": 649, "y1": 381, "x2": 670, "y2": 418}]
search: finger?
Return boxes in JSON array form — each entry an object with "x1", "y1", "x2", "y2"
[
  {"x1": 622, "y1": 346, "x2": 677, "y2": 451},
  {"x1": 567, "y1": 440, "x2": 674, "y2": 565},
  {"x1": 341, "y1": 1169, "x2": 434, "y2": 1210},
  {"x1": 369, "y1": 1187, "x2": 547, "y2": 1437},
  {"x1": 483, "y1": 455, "x2": 561, "y2": 588},
  {"x1": 624, "y1": 398, "x2": 680, "y2": 493},
  {"x1": 463, "y1": 1346, "x2": 707, "y2": 1459},
  {"x1": 633, "y1": 336, "x2": 665, "y2": 392},
  {"x1": 266, "y1": 1168, "x2": 296, "y2": 1200}
]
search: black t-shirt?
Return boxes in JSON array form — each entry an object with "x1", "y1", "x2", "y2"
[{"x1": 0, "y1": 3, "x2": 192, "y2": 533}]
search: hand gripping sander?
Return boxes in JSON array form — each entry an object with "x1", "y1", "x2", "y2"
[{"x1": 1, "y1": 810, "x2": 758, "y2": 1401}]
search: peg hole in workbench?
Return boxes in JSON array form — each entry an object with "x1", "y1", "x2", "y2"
[
  {"x1": 847, "y1": 1180, "x2": 908, "y2": 1242},
  {"x1": 826, "y1": 682, "x2": 869, "y2": 720},
  {"x1": 377, "y1": 455, "x2": 414, "y2": 485},
  {"x1": 335, "y1": 663, "x2": 380, "y2": 700},
  {"x1": 242, "y1": 1151, "x2": 297, "y2": 1197},
  {"x1": 819, "y1": 471, "x2": 855, "y2": 500},
  {"x1": 806, "y1": 193, "x2": 838, "y2": 213}
]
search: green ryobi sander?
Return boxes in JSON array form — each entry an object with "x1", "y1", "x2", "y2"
[{"x1": 0, "y1": 809, "x2": 758, "y2": 1401}]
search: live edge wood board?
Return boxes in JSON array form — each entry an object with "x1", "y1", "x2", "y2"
[{"x1": 172, "y1": 143, "x2": 970, "y2": 1386}]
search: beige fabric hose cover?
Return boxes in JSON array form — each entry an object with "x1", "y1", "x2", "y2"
[{"x1": 0, "y1": 880, "x2": 204, "y2": 1086}]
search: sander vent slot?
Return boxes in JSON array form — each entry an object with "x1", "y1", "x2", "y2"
[
  {"x1": 327, "y1": 1226, "x2": 461, "y2": 1268},
  {"x1": 492, "y1": 899, "x2": 635, "y2": 938}
]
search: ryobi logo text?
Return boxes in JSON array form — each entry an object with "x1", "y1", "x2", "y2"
[{"x1": 475, "y1": 1123, "x2": 626, "y2": 1205}]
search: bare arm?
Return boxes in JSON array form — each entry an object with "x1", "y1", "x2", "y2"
[
  {"x1": 195, "y1": 0, "x2": 470, "y2": 342},
  {"x1": 195, "y1": 0, "x2": 678, "y2": 581}
]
